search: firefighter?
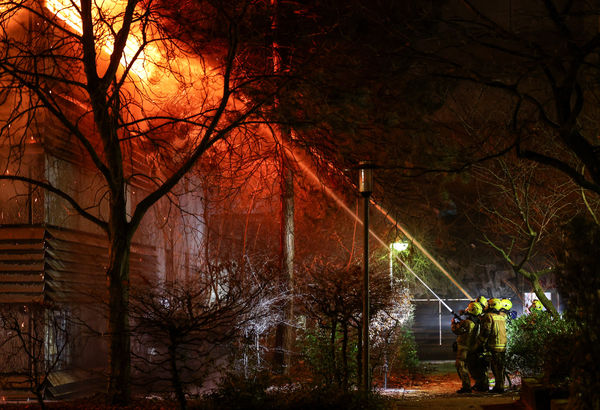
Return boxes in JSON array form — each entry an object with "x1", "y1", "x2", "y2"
[
  {"x1": 499, "y1": 298, "x2": 515, "y2": 388},
  {"x1": 476, "y1": 297, "x2": 507, "y2": 393},
  {"x1": 500, "y1": 299, "x2": 511, "y2": 315},
  {"x1": 451, "y1": 301, "x2": 482, "y2": 393},
  {"x1": 528, "y1": 299, "x2": 544, "y2": 313},
  {"x1": 475, "y1": 295, "x2": 488, "y2": 311},
  {"x1": 468, "y1": 295, "x2": 491, "y2": 392},
  {"x1": 500, "y1": 298, "x2": 515, "y2": 320}
]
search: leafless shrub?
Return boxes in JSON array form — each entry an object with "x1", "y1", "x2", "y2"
[
  {"x1": 130, "y1": 258, "x2": 281, "y2": 409},
  {"x1": 0, "y1": 303, "x2": 71, "y2": 409}
]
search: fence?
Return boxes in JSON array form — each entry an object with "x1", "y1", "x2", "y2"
[{"x1": 411, "y1": 298, "x2": 471, "y2": 360}]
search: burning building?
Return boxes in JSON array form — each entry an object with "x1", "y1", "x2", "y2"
[{"x1": 0, "y1": 0, "x2": 273, "y2": 401}]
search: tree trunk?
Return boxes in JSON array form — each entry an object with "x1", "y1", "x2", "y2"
[
  {"x1": 275, "y1": 136, "x2": 295, "y2": 374},
  {"x1": 330, "y1": 319, "x2": 338, "y2": 386},
  {"x1": 107, "y1": 232, "x2": 132, "y2": 405},
  {"x1": 356, "y1": 321, "x2": 362, "y2": 388},
  {"x1": 169, "y1": 342, "x2": 187, "y2": 410},
  {"x1": 341, "y1": 321, "x2": 349, "y2": 391}
]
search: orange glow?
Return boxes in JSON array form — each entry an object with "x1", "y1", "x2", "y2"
[
  {"x1": 45, "y1": 0, "x2": 158, "y2": 79},
  {"x1": 272, "y1": 128, "x2": 473, "y2": 300}
]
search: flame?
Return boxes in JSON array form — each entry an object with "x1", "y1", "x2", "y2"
[{"x1": 45, "y1": 0, "x2": 158, "y2": 79}]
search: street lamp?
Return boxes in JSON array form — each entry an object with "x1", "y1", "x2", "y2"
[
  {"x1": 358, "y1": 161, "x2": 373, "y2": 392},
  {"x1": 389, "y1": 241, "x2": 409, "y2": 287},
  {"x1": 391, "y1": 241, "x2": 409, "y2": 252}
]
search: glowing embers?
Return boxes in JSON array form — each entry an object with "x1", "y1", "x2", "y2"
[{"x1": 45, "y1": 0, "x2": 158, "y2": 79}]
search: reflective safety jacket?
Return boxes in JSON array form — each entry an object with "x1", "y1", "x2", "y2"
[
  {"x1": 478, "y1": 311, "x2": 507, "y2": 352},
  {"x1": 451, "y1": 317, "x2": 479, "y2": 351}
]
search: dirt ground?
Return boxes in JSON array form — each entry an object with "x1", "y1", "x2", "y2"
[
  {"x1": 379, "y1": 361, "x2": 525, "y2": 409},
  {"x1": 0, "y1": 361, "x2": 525, "y2": 409}
]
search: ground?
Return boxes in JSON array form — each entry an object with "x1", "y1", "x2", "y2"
[
  {"x1": 380, "y1": 361, "x2": 525, "y2": 409},
  {"x1": 0, "y1": 361, "x2": 526, "y2": 409}
]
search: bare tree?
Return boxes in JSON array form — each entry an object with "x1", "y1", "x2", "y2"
[
  {"x1": 130, "y1": 259, "x2": 279, "y2": 409},
  {"x1": 472, "y1": 158, "x2": 583, "y2": 315},
  {"x1": 297, "y1": 260, "x2": 391, "y2": 391},
  {"x1": 416, "y1": 1, "x2": 600, "y2": 198},
  {"x1": 0, "y1": 303, "x2": 71, "y2": 409},
  {"x1": 0, "y1": 0, "x2": 277, "y2": 404}
]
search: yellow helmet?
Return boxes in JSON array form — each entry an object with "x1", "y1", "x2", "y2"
[
  {"x1": 529, "y1": 299, "x2": 543, "y2": 312},
  {"x1": 501, "y1": 298, "x2": 512, "y2": 311},
  {"x1": 475, "y1": 296, "x2": 488, "y2": 309},
  {"x1": 465, "y1": 301, "x2": 483, "y2": 316},
  {"x1": 487, "y1": 298, "x2": 502, "y2": 311}
]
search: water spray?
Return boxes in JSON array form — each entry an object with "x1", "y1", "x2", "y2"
[
  {"x1": 371, "y1": 202, "x2": 473, "y2": 301},
  {"x1": 290, "y1": 154, "x2": 472, "y2": 315},
  {"x1": 391, "y1": 249, "x2": 462, "y2": 318},
  {"x1": 269, "y1": 127, "x2": 472, "y2": 313}
]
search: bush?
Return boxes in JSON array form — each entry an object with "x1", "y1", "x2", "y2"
[
  {"x1": 557, "y1": 216, "x2": 600, "y2": 409},
  {"x1": 200, "y1": 371, "x2": 272, "y2": 410},
  {"x1": 299, "y1": 325, "x2": 358, "y2": 388},
  {"x1": 198, "y1": 372, "x2": 393, "y2": 410},
  {"x1": 388, "y1": 327, "x2": 420, "y2": 376},
  {"x1": 506, "y1": 311, "x2": 576, "y2": 380}
]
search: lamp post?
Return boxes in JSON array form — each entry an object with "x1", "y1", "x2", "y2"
[{"x1": 358, "y1": 161, "x2": 373, "y2": 392}]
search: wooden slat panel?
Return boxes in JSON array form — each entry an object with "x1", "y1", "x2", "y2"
[
  {"x1": 0, "y1": 262, "x2": 45, "y2": 272},
  {"x1": 0, "y1": 242, "x2": 44, "y2": 251},
  {"x1": 0, "y1": 225, "x2": 157, "y2": 303},
  {"x1": 0, "y1": 283, "x2": 44, "y2": 293},
  {"x1": 46, "y1": 228, "x2": 106, "y2": 249},
  {"x1": 0, "y1": 251, "x2": 45, "y2": 261},
  {"x1": 0, "y1": 294, "x2": 44, "y2": 304},
  {"x1": 0, "y1": 226, "x2": 45, "y2": 240},
  {"x1": 0, "y1": 273, "x2": 45, "y2": 283}
]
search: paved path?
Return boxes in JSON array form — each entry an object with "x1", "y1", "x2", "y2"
[{"x1": 379, "y1": 361, "x2": 525, "y2": 409}]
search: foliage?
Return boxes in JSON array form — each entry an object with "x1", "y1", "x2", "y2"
[
  {"x1": 387, "y1": 327, "x2": 420, "y2": 376},
  {"x1": 505, "y1": 311, "x2": 576, "y2": 380},
  {"x1": 297, "y1": 260, "x2": 419, "y2": 391},
  {"x1": 297, "y1": 261, "x2": 394, "y2": 389},
  {"x1": 370, "y1": 283, "x2": 418, "y2": 376},
  {"x1": 557, "y1": 216, "x2": 600, "y2": 409},
  {"x1": 299, "y1": 325, "x2": 358, "y2": 388},
  {"x1": 199, "y1": 371, "x2": 393, "y2": 410}
]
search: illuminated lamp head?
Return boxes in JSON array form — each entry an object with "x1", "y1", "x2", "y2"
[{"x1": 391, "y1": 241, "x2": 409, "y2": 252}]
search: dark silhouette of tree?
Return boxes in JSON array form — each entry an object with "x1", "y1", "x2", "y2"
[
  {"x1": 418, "y1": 1, "x2": 600, "y2": 196},
  {"x1": 558, "y1": 216, "x2": 600, "y2": 408},
  {"x1": 297, "y1": 260, "x2": 391, "y2": 390},
  {"x1": 130, "y1": 260, "x2": 279, "y2": 410},
  {"x1": 0, "y1": 303, "x2": 71, "y2": 409}
]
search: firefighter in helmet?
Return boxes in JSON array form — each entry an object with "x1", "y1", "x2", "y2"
[
  {"x1": 528, "y1": 299, "x2": 543, "y2": 313},
  {"x1": 476, "y1": 298, "x2": 508, "y2": 393},
  {"x1": 500, "y1": 298, "x2": 516, "y2": 320},
  {"x1": 451, "y1": 301, "x2": 482, "y2": 393},
  {"x1": 500, "y1": 299, "x2": 512, "y2": 314},
  {"x1": 476, "y1": 295, "x2": 488, "y2": 311}
]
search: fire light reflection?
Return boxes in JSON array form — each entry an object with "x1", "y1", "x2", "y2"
[
  {"x1": 45, "y1": 0, "x2": 225, "y2": 151},
  {"x1": 45, "y1": 0, "x2": 159, "y2": 79}
]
